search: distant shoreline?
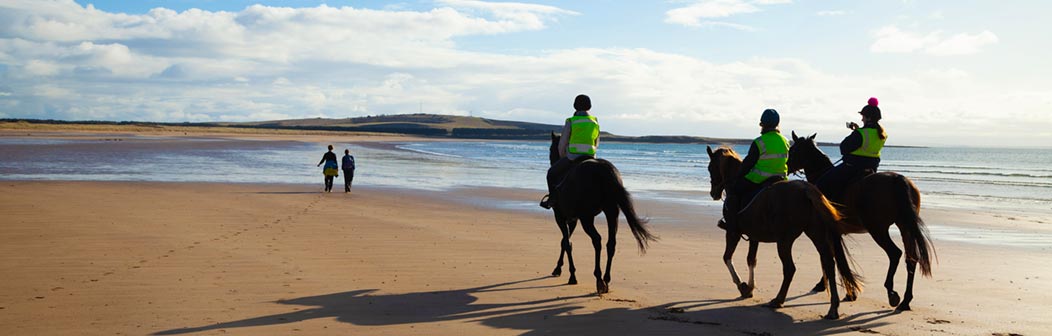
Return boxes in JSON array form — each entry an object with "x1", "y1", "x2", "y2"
[{"x1": 0, "y1": 117, "x2": 923, "y2": 148}]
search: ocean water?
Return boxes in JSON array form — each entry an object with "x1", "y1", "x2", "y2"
[{"x1": 1, "y1": 136, "x2": 1050, "y2": 218}]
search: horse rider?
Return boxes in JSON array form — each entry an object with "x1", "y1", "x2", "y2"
[
  {"x1": 719, "y1": 108, "x2": 789, "y2": 231},
  {"x1": 540, "y1": 94, "x2": 599, "y2": 209},
  {"x1": 815, "y1": 97, "x2": 887, "y2": 203}
]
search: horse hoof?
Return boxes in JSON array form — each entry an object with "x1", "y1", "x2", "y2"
[
  {"x1": 824, "y1": 312, "x2": 840, "y2": 320},
  {"x1": 895, "y1": 302, "x2": 911, "y2": 311},
  {"x1": 597, "y1": 282, "x2": 609, "y2": 294},
  {"x1": 568, "y1": 278, "x2": 578, "y2": 285},
  {"x1": 811, "y1": 282, "x2": 826, "y2": 293},
  {"x1": 551, "y1": 270, "x2": 562, "y2": 277},
  {"x1": 764, "y1": 299, "x2": 784, "y2": 308},
  {"x1": 737, "y1": 283, "x2": 753, "y2": 298},
  {"x1": 842, "y1": 294, "x2": 857, "y2": 302},
  {"x1": 888, "y1": 291, "x2": 901, "y2": 307}
]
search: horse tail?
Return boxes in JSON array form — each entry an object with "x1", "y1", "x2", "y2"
[
  {"x1": 831, "y1": 227, "x2": 864, "y2": 298},
  {"x1": 894, "y1": 174, "x2": 935, "y2": 277},
  {"x1": 604, "y1": 164, "x2": 657, "y2": 253},
  {"x1": 805, "y1": 184, "x2": 864, "y2": 297}
]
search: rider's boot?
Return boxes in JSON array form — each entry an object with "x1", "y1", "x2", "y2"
[{"x1": 539, "y1": 194, "x2": 553, "y2": 209}]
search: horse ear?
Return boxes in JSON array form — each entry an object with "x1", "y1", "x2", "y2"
[
  {"x1": 551, "y1": 131, "x2": 556, "y2": 139},
  {"x1": 809, "y1": 133, "x2": 817, "y2": 141},
  {"x1": 706, "y1": 145, "x2": 714, "y2": 157},
  {"x1": 791, "y1": 131, "x2": 799, "y2": 141}
]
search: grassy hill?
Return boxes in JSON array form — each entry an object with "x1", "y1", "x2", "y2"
[{"x1": 2, "y1": 114, "x2": 750, "y2": 144}]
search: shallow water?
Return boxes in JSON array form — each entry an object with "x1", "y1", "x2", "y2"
[{"x1": 1, "y1": 135, "x2": 1049, "y2": 247}]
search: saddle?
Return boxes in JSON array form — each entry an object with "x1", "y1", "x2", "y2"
[
  {"x1": 554, "y1": 157, "x2": 597, "y2": 192},
  {"x1": 846, "y1": 168, "x2": 876, "y2": 186},
  {"x1": 739, "y1": 176, "x2": 785, "y2": 214}
]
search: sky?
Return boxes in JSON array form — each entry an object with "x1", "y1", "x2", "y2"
[{"x1": 1, "y1": 0, "x2": 1049, "y2": 147}]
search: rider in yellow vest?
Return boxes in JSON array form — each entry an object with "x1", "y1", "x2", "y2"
[
  {"x1": 540, "y1": 94, "x2": 599, "y2": 209},
  {"x1": 816, "y1": 97, "x2": 887, "y2": 202},
  {"x1": 719, "y1": 109, "x2": 789, "y2": 231}
]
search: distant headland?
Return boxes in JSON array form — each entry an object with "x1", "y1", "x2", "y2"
[{"x1": 1, "y1": 113, "x2": 886, "y2": 147}]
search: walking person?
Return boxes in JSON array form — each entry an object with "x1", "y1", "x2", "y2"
[
  {"x1": 317, "y1": 144, "x2": 339, "y2": 193},
  {"x1": 342, "y1": 149, "x2": 356, "y2": 192}
]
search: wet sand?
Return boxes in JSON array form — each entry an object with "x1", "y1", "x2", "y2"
[{"x1": 0, "y1": 181, "x2": 1047, "y2": 335}]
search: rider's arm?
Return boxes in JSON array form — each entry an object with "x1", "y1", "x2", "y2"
[
  {"x1": 557, "y1": 120, "x2": 571, "y2": 158},
  {"x1": 839, "y1": 131, "x2": 862, "y2": 156},
  {"x1": 736, "y1": 142, "x2": 760, "y2": 180}
]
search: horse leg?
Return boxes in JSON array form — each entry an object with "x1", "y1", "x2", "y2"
[
  {"x1": 871, "y1": 228, "x2": 903, "y2": 307},
  {"x1": 602, "y1": 208, "x2": 619, "y2": 286},
  {"x1": 766, "y1": 240, "x2": 796, "y2": 308},
  {"x1": 579, "y1": 216, "x2": 606, "y2": 294},
  {"x1": 898, "y1": 259, "x2": 917, "y2": 311},
  {"x1": 723, "y1": 232, "x2": 749, "y2": 298},
  {"x1": 552, "y1": 213, "x2": 568, "y2": 277},
  {"x1": 898, "y1": 230, "x2": 917, "y2": 311},
  {"x1": 565, "y1": 218, "x2": 579, "y2": 285},
  {"x1": 743, "y1": 240, "x2": 759, "y2": 298},
  {"x1": 810, "y1": 234, "x2": 841, "y2": 319}
]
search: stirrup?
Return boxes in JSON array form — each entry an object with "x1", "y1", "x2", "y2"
[{"x1": 539, "y1": 194, "x2": 552, "y2": 209}]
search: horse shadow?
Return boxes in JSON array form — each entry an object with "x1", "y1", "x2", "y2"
[
  {"x1": 474, "y1": 294, "x2": 899, "y2": 336},
  {"x1": 154, "y1": 275, "x2": 901, "y2": 335},
  {"x1": 650, "y1": 296, "x2": 900, "y2": 335},
  {"x1": 152, "y1": 277, "x2": 590, "y2": 335}
]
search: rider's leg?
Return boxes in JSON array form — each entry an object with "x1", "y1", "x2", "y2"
[{"x1": 541, "y1": 157, "x2": 572, "y2": 208}]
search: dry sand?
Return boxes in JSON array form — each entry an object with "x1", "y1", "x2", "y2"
[{"x1": 0, "y1": 180, "x2": 1048, "y2": 336}]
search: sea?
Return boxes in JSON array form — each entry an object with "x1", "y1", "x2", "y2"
[{"x1": 2, "y1": 136, "x2": 1051, "y2": 234}]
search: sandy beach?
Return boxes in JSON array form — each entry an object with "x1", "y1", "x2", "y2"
[{"x1": 0, "y1": 178, "x2": 1047, "y2": 335}]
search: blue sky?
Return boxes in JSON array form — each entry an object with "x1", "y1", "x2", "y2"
[{"x1": 1, "y1": 0, "x2": 1049, "y2": 146}]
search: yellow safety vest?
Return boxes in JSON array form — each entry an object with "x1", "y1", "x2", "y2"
[
  {"x1": 745, "y1": 131, "x2": 789, "y2": 184},
  {"x1": 849, "y1": 128, "x2": 886, "y2": 158},
  {"x1": 567, "y1": 116, "x2": 599, "y2": 156}
]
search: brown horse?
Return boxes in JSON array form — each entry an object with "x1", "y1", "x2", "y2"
[
  {"x1": 706, "y1": 145, "x2": 862, "y2": 320},
  {"x1": 787, "y1": 132, "x2": 935, "y2": 311},
  {"x1": 547, "y1": 133, "x2": 657, "y2": 294}
]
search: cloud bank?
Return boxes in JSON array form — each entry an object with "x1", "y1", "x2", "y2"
[{"x1": 0, "y1": 1, "x2": 1047, "y2": 146}]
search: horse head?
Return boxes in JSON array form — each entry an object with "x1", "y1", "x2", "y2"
[
  {"x1": 549, "y1": 132, "x2": 561, "y2": 166},
  {"x1": 706, "y1": 145, "x2": 741, "y2": 201},
  {"x1": 787, "y1": 131, "x2": 829, "y2": 179}
]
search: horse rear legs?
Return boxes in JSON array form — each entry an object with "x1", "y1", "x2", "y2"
[
  {"x1": 579, "y1": 216, "x2": 608, "y2": 294},
  {"x1": 765, "y1": 240, "x2": 798, "y2": 309},
  {"x1": 871, "y1": 229, "x2": 903, "y2": 307}
]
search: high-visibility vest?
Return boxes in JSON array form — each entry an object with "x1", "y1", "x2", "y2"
[
  {"x1": 849, "y1": 128, "x2": 886, "y2": 158},
  {"x1": 566, "y1": 116, "x2": 599, "y2": 156},
  {"x1": 744, "y1": 131, "x2": 789, "y2": 184}
]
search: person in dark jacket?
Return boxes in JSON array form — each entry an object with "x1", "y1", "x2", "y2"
[
  {"x1": 718, "y1": 108, "x2": 790, "y2": 230},
  {"x1": 342, "y1": 149, "x2": 356, "y2": 192},
  {"x1": 816, "y1": 97, "x2": 888, "y2": 202},
  {"x1": 317, "y1": 144, "x2": 339, "y2": 193}
]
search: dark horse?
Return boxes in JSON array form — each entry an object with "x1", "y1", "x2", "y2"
[
  {"x1": 706, "y1": 145, "x2": 862, "y2": 320},
  {"x1": 787, "y1": 132, "x2": 934, "y2": 311},
  {"x1": 547, "y1": 133, "x2": 657, "y2": 294}
]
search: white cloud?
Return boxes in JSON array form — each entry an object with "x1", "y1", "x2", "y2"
[
  {"x1": 816, "y1": 10, "x2": 847, "y2": 16},
  {"x1": 0, "y1": 1, "x2": 1046, "y2": 146},
  {"x1": 870, "y1": 25, "x2": 998, "y2": 56},
  {"x1": 664, "y1": 0, "x2": 789, "y2": 28},
  {"x1": 926, "y1": 30, "x2": 998, "y2": 56}
]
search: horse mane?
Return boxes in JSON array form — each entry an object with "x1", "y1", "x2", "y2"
[{"x1": 715, "y1": 146, "x2": 741, "y2": 160}]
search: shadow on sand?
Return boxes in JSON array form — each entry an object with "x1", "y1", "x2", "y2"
[{"x1": 153, "y1": 277, "x2": 899, "y2": 335}]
